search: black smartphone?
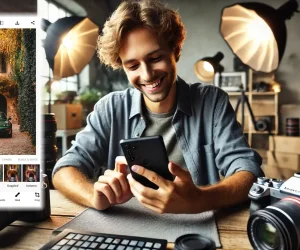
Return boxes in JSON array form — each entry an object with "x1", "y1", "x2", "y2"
[{"x1": 120, "y1": 135, "x2": 174, "y2": 189}]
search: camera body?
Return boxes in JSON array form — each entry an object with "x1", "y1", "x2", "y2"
[{"x1": 249, "y1": 173, "x2": 300, "y2": 214}]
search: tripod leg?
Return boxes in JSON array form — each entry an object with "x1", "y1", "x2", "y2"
[
  {"x1": 235, "y1": 97, "x2": 241, "y2": 114},
  {"x1": 241, "y1": 93, "x2": 245, "y2": 131},
  {"x1": 243, "y1": 95, "x2": 257, "y2": 131}
]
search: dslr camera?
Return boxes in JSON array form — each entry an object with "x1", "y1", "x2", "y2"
[{"x1": 247, "y1": 173, "x2": 300, "y2": 250}]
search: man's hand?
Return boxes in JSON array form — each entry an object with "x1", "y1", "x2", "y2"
[
  {"x1": 127, "y1": 162, "x2": 203, "y2": 214},
  {"x1": 93, "y1": 156, "x2": 133, "y2": 210}
]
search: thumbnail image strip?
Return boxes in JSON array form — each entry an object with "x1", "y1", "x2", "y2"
[
  {"x1": 4, "y1": 164, "x2": 21, "y2": 182},
  {"x1": 23, "y1": 164, "x2": 40, "y2": 182}
]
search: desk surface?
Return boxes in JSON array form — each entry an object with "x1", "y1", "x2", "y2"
[{"x1": 0, "y1": 190, "x2": 253, "y2": 250}]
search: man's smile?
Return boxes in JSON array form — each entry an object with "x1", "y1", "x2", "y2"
[{"x1": 140, "y1": 76, "x2": 165, "y2": 93}]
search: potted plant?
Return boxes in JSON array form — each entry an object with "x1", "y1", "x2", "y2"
[{"x1": 79, "y1": 88, "x2": 102, "y2": 122}]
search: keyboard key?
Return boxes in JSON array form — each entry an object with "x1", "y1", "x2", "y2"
[
  {"x1": 75, "y1": 240, "x2": 84, "y2": 247},
  {"x1": 67, "y1": 240, "x2": 76, "y2": 246},
  {"x1": 129, "y1": 240, "x2": 138, "y2": 246},
  {"x1": 137, "y1": 241, "x2": 145, "y2": 247},
  {"x1": 57, "y1": 239, "x2": 69, "y2": 246},
  {"x1": 113, "y1": 238, "x2": 121, "y2": 244},
  {"x1": 126, "y1": 247, "x2": 133, "y2": 250},
  {"x1": 50, "y1": 245, "x2": 60, "y2": 250},
  {"x1": 74, "y1": 234, "x2": 83, "y2": 240},
  {"x1": 89, "y1": 242, "x2": 99, "y2": 249},
  {"x1": 100, "y1": 243, "x2": 109, "y2": 249},
  {"x1": 81, "y1": 241, "x2": 90, "y2": 248},
  {"x1": 105, "y1": 238, "x2": 114, "y2": 243},
  {"x1": 153, "y1": 243, "x2": 161, "y2": 249},
  {"x1": 96, "y1": 237, "x2": 105, "y2": 243},
  {"x1": 88, "y1": 236, "x2": 97, "y2": 241},
  {"x1": 66, "y1": 233, "x2": 76, "y2": 240},
  {"x1": 60, "y1": 246, "x2": 71, "y2": 250},
  {"x1": 145, "y1": 242, "x2": 153, "y2": 248},
  {"x1": 121, "y1": 239, "x2": 130, "y2": 245},
  {"x1": 117, "y1": 245, "x2": 125, "y2": 250},
  {"x1": 82, "y1": 235, "x2": 89, "y2": 241},
  {"x1": 108, "y1": 244, "x2": 116, "y2": 250}
]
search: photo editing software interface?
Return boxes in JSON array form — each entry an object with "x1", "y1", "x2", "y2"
[{"x1": 0, "y1": 15, "x2": 42, "y2": 210}]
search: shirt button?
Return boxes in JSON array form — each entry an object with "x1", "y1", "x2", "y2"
[{"x1": 135, "y1": 133, "x2": 140, "y2": 137}]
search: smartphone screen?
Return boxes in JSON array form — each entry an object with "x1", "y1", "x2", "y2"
[{"x1": 0, "y1": 15, "x2": 42, "y2": 211}]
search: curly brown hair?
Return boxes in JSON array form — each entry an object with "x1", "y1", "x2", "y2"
[{"x1": 97, "y1": 0, "x2": 186, "y2": 70}]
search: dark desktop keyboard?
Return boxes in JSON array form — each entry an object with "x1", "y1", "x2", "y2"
[{"x1": 40, "y1": 229, "x2": 168, "y2": 250}]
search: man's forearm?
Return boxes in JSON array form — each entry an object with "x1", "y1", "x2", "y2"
[
  {"x1": 197, "y1": 171, "x2": 256, "y2": 212},
  {"x1": 52, "y1": 167, "x2": 95, "y2": 208}
]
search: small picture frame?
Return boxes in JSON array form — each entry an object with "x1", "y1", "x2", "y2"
[{"x1": 214, "y1": 72, "x2": 247, "y2": 92}]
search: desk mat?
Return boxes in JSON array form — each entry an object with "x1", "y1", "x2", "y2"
[{"x1": 54, "y1": 198, "x2": 221, "y2": 247}]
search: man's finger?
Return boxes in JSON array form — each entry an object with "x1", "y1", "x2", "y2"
[
  {"x1": 130, "y1": 165, "x2": 167, "y2": 188},
  {"x1": 168, "y1": 162, "x2": 191, "y2": 181},
  {"x1": 98, "y1": 175, "x2": 123, "y2": 201},
  {"x1": 104, "y1": 170, "x2": 130, "y2": 195},
  {"x1": 127, "y1": 174, "x2": 157, "y2": 199},
  {"x1": 94, "y1": 181, "x2": 116, "y2": 204},
  {"x1": 114, "y1": 156, "x2": 128, "y2": 175}
]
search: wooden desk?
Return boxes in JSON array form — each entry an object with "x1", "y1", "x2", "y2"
[{"x1": 0, "y1": 190, "x2": 253, "y2": 250}]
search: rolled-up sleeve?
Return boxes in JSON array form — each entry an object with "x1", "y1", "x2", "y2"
[
  {"x1": 52, "y1": 99, "x2": 111, "y2": 179},
  {"x1": 213, "y1": 91, "x2": 264, "y2": 178}
]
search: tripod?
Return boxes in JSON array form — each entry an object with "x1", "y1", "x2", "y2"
[
  {"x1": 234, "y1": 86, "x2": 271, "y2": 134},
  {"x1": 235, "y1": 87, "x2": 256, "y2": 132}
]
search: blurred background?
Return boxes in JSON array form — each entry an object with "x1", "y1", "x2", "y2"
[{"x1": 38, "y1": 0, "x2": 300, "y2": 180}]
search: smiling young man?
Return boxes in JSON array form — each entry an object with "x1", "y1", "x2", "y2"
[{"x1": 52, "y1": 0, "x2": 264, "y2": 214}]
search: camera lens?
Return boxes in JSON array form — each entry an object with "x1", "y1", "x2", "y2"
[
  {"x1": 255, "y1": 119, "x2": 267, "y2": 132},
  {"x1": 247, "y1": 197, "x2": 300, "y2": 250},
  {"x1": 256, "y1": 221, "x2": 280, "y2": 248},
  {"x1": 43, "y1": 114, "x2": 58, "y2": 189}
]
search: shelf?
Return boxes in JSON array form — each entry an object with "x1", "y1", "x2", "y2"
[
  {"x1": 251, "y1": 92, "x2": 277, "y2": 96},
  {"x1": 247, "y1": 130, "x2": 277, "y2": 135},
  {"x1": 228, "y1": 92, "x2": 249, "y2": 96},
  {"x1": 228, "y1": 91, "x2": 277, "y2": 96}
]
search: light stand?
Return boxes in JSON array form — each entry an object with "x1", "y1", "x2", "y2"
[{"x1": 234, "y1": 85, "x2": 271, "y2": 134}]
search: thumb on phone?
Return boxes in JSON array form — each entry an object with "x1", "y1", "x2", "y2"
[
  {"x1": 114, "y1": 156, "x2": 128, "y2": 176},
  {"x1": 168, "y1": 162, "x2": 191, "y2": 182}
]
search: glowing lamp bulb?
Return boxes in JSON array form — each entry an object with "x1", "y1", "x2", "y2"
[{"x1": 62, "y1": 35, "x2": 74, "y2": 49}]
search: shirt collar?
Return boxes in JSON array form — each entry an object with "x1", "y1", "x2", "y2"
[
  {"x1": 176, "y1": 76, "x2": 192, "y2": 116},
  {"x1": 129, "y1": 75, "x2": 192, "y2": 119},
  {"x1": 129, "y1": 88, "x2": 142, "y2": 119}
]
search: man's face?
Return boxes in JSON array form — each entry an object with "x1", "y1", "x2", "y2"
[{"x1": 119, "y1": 27, "x2": 177, "y2": 110}]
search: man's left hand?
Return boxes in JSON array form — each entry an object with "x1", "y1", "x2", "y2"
[{"x1": 127, "y1": 162, "x2": 203, "y2": 214}]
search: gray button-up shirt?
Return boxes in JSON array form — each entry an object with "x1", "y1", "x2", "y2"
[{"x1": 53, "y1": 76, "x2": 263, "y2": 186}]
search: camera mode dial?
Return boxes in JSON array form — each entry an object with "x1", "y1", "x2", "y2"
[
  {"x1": 252, "y1": 186, "x2": 264, "y2": 194},
  {"x1": 257, "y1": 177, "x2": 269, "y2": 185},
  {"x1": 270, "y1": 179, "x2": 283, "y2": 189}
]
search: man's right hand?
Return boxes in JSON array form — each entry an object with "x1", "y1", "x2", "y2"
[{"x1": 93, "y1": 156, "x2": 133, "y2": 210}]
